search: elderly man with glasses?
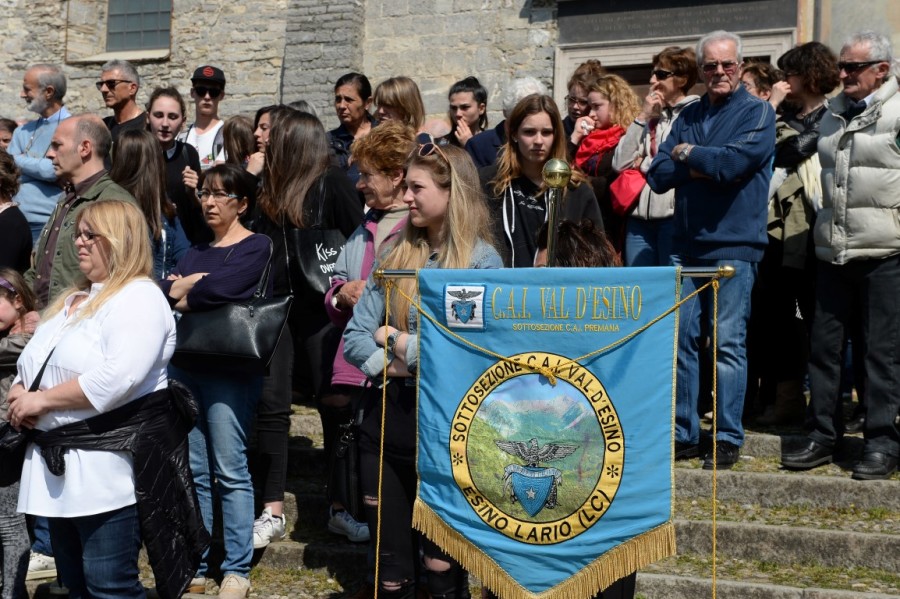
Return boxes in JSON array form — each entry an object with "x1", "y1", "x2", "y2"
[
  {"x1": 647, "y1": 30, "x2": 776, "y2": 470},
  {"x1": 781, "y1": 31, "x2": 900, "y2": 480},
  {"x1": 98, "y1": 59, "x2": 146, "y2": 143}
]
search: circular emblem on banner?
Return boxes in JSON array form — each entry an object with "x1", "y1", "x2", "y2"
[{"x1": 450, "y1": 352, "x2": 624, "y2": 545}]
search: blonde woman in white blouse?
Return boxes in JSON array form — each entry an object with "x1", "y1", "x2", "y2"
[{"x1": 7, "y1": 200, "x2": 175, "y2": 599}]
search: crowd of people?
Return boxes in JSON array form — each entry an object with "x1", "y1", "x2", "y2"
[{"x1": 0, "y1": 25, "x2": 898, "y2": 599}]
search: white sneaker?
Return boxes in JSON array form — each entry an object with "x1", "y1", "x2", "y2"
[
  {"x1": 328, "y1": 508, "x2": 370, "y2": 543},
  {"x1": 27, "y1": 552, "x2": 57, "y2": 581},
  {"x1": 252, "y1": 507, "x2": 286, "y2": 549},
  {"x1": 218, "y1": 573, "x2": 250, "y2": 599}
]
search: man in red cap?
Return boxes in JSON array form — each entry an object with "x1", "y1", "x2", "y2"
[{"x1": 178, "y1": 65, "x2": 226, "y2": 170}]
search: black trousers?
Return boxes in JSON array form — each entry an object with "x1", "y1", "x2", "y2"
[
  {"x1": 359, "y1": 383, "x2": 465, "y2": 595},
  {"x1": 808, "y1": 256, "x2": 900, "y2": 457}
]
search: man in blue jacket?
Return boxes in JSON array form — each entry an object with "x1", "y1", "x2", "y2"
[{"x1": 647, "y1": 30, "x2": 775, "y2": 469}]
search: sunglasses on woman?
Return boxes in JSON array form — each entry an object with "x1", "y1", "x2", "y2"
[{"x1": 413, "y1": 132, "x2": 450, "y2": 162}]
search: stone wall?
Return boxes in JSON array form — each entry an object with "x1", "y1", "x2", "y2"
[
  {"x1": 3, "y1": 0, "x2": 900, "y2": 132},
  {"x1": 359, "y1": 0, "x2": 559, "y2": 131},
  {"x1": 0, "y1": 0, "x2": 289, "y2": 125},
  {"x1": 280, "y1": 0, "x2": 366, "y2": 126}
]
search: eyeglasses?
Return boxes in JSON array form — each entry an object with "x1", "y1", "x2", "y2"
[
  {"x1": 193, "y1": 86, "x2": 223, "y2": 99},
  {"x1": 837, "y1": 60, "x2": 883, "y2": 73},
  {"x1": 95, "y1": 79, "x2": 132, "y2": 91},
  {"x1": 196, "y1": 189, "x2": 241, "y2": 202},
  {"x1": 565, "y1": 95, "x2": 589, "y2": 107},
  {"x1": 652, "y1": 69, "x2": 675, "y2": 81},
  {"x1": 71, "y1": 230, "x2": 103, "y2": 244},
  {"x1": 740, "y1": 80, "x2": 758, "y2": 91},
  {"x1": 701, "y1": 61, "x2": 741, "y2": 74},
  {"x1": 413, "y1": 132, "x2": 450, "y2": 162}
]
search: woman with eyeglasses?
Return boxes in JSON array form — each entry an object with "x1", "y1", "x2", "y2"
[
  {"x1": 612, "y1": 46, "x2": 700, "y2": 266},
  {"x1": 750, "y1": 42, "x2": 841, "y2": 426},
  {"x1": 344, "y1": 139, "x2": 501, "y2": 599},
  {"x1": 563, "y1": 60, "x2": 605, "y2": 139},
  {"x1": 109, "y1": 129, "x2": 190, "y2": 280},
  {"x1": 249, "y1": 110, "x2": 363, "y2": 551},
  {"x1": 373, "y1": 76, "x2": 426, "y2": 131},
  {"x1": 321, "y1": 122, "x2": 416, "y2": 548},
  {"x1": 10, "y1": 200, "x2": 201, "y2": 599},
  {"x1": 482, "y1": 93, "x2": 602, "y2": 268},
  {"x1": 161, "y1": 164, "x2": 273, "y2": 597},
  {"x1": 145, "y1": 87, "x2": 208, "y2": 244},
  {"x1": 741, "y1": 62, "x2": 786, "y2": 109}
]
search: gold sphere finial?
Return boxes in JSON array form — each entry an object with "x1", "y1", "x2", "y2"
[{"x1": 542, "y1": 159, "x2": 572, "y2": 189}]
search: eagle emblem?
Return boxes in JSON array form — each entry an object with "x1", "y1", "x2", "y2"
[
  {"x1": 448, "y1": 287, "x2": 483, "y2": 324},
  {"x1": 496, "y1": 438, "x2": 578, "y2": 517}
]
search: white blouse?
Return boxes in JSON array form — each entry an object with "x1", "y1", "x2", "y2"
[{"x1": 16, "y1": 279, "x2": 176, "y2": 518}]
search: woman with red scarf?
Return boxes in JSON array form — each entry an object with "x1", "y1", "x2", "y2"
[{"x1": 568, "y1": 74, "x2": 640, "y2": 251}]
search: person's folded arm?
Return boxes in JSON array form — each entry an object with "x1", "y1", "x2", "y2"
[{"x1": 682, "y1": 102, "x2": 776, "y2": 184}]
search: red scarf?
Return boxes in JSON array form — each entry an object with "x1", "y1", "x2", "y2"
[{"x1": 574, "y1": 125, "x2": 626, "y2": 173}]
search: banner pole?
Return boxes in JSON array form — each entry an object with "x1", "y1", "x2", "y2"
[
  {"x1": 376, "y1": 265, "x2": 735, "y2": 280},
  {"x1": 541, "y1": 158, "x2": 573, "y2": 267}
]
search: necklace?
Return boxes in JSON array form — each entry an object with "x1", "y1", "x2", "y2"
[
  {"x1": 23, "y1": 107, "x2": 64, "y2": 155},
  {"x1": 797, "y1": 102, "x2": 824, "y2": 120}
]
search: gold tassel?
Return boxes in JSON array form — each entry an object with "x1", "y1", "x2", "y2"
[{"x1": 413, "y1": 499, "x2": 675, "y2": 599}]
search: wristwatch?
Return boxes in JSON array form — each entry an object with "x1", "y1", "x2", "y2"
[
  {"x1": 386, "y1": 331, "x2": 402, "y2": 354},
  {"x1": 676, "y1": 145, "x2": 692, "y2": 163}
]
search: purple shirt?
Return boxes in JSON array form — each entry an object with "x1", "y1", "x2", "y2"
[{"x1": 159, "y1": 233, "x2": 273, "y2": 311}]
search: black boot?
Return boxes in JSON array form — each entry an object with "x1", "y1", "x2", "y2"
[{"x1": 427, "y1": 563, "x2": 471, "y2": 599}]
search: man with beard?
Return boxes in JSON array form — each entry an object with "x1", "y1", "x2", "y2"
[{"x1": 9, "y1": 64, "x2": 70, "y2": 243}]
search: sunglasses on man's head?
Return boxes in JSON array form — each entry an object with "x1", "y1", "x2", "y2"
[{"x1": 193, "y1": 86, "x2": 223, "y2": 99}]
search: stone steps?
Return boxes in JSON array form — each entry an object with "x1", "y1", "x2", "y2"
[{"x1": 277, "y1": 410, "x2": 900, "y2": 597}]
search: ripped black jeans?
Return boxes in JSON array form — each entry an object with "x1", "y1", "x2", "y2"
[{"x1": 359, "y1": 382, "x2": 469, "y2": 599}]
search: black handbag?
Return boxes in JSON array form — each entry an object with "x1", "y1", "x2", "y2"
[
  {"x1": 171, "y1": 242, "x2": 292, "y2": 375},
  {"x1": 284, "y1": 177, "x2": 347, "y2": 297},
  {"x1": 0, "y1": 349, "x2": 54, "y2": 487}
]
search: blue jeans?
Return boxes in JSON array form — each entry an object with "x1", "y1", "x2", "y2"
[
  {"x1": 170, "y1": 365, "x2": 261, "y2": 578},
  {"x1": 625, "y1": 217, "x2": 674, "y2": 267},
  {"x1": 31, "y1": 515, "x2": 53, "y2": 555},
  {"x1": 48, "y1": 504, "x2": 144, "y2": 599},
  {"x1": 673, "y1": 256, "x2": 757, "y2": 446}
]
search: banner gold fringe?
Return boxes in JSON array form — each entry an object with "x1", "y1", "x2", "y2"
[{"x1": 413, "y1": 500, "x2": 675, "y2": 599}]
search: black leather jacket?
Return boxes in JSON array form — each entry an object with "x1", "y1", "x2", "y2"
[{"x1": 32, "y1": 381, "x2": 209, "y2": 599}]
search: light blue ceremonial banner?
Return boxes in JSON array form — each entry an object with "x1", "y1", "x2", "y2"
[{"x1": 413, "y1": 266, "x2": 679, "y2": 599}]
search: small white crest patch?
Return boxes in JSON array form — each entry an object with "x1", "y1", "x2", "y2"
[{"x1": 445, "y1": 285, "x2": 485, "y2": 330}]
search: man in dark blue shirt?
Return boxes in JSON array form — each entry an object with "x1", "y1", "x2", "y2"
[{"x1": 648, "y1": 30, "x2": 775, "y2": 470}]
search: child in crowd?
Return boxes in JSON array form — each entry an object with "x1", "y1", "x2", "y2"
[{"x1": 0, "y1": 268, "x2": 39, "y2": 599}]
